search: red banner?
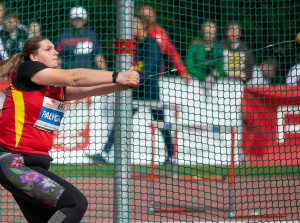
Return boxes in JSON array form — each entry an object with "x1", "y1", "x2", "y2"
[{"x1": 242, "y1": 84, "x2": 300, "y2": 165}]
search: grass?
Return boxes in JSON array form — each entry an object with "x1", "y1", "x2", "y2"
[{"x1": 49, "y1": 163, "x2": 300, "y2": 178}]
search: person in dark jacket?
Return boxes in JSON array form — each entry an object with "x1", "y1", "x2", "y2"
[
  {"x1": 3, "y1": 9, "x2": 29, "y2": 58},
  {"x1": 89, "y1": 16, "x2": 175, "y2": 165},
  {"x1": 54, "y1": 6, "x2": 106, "y2": 70}
]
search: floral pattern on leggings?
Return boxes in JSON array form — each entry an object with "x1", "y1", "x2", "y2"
[{"x1": 0, "y1": 152, "x2": 65, "y2": 207}]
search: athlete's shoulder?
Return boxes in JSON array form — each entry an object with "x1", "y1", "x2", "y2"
[
  {"x1": 14, "y1": 62, "x2": 48, "y2": 91},
  {"x1": 17, "y1": 61, "x2": 48, "y2": 73}
]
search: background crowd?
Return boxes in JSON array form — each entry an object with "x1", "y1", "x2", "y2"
[{"x1": 0, "y1": 3, "x2": 298, "y2": 86}]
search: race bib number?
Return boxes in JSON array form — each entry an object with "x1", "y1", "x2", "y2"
[{"x1": 34, "y1": 97, "x2": 65, "y2": 132}]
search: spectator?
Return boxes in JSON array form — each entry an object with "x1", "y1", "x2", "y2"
[
  {"x1": 89, "y1": 16, "x2": 175, "y2": 165},
  {"x1": 138, "y1": 4, "x2": 190, "y2": 80},
  {"x1": 0, "y1": 2, "x2": 4, "y2": 29},
  {"x1": 3, "y1": 9, "x2": 29, "y2": 58},
  {"x1": 0, "y1": 3, "x2": 8, "y2": 60},
  {"x1": 248, "y1": 57, "x2": 280, "y2": 85},
  {"x1": 222, "y1": 22, "x2": 253, "y2": 82},
  {"x1": 54, "y1": 6, "x2": 106, "y2": 70},
  {"x1": 28, "y1": 20, "x2": 41, "y2": 38},
  {"x1": 286, "y1": 62, "x2": 300, "y2": 85},
  {"x1": 186, "y1": 20, "x2": 224, "y2": 83}
]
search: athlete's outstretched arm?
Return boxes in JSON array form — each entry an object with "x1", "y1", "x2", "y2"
[
  {"x1": 31, "y1": 67, "x2": 139, "y2": 88},
  {"x1": 65, "y1": 83, "x2": 129, "y2": 101}
]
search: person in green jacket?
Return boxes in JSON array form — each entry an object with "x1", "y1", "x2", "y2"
[{"x1": 186, "y1": 20, "x2": 224, "y2": 83}]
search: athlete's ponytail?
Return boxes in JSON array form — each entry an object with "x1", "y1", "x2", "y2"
[
  {"x1": 0, "y1": 53, "x2": 22, "y2": 79},
  {"x1": 0, "y1": 36, "x2": 48, "y2": 79}
]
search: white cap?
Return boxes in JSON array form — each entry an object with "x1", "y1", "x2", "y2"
[{"x1": 70, "y1": 7, "x2": 88, "y2": 20}]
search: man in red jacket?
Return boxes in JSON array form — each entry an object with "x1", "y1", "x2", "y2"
[{"x1": 138, "y1": 5, "x2": 190, "y2": 79}]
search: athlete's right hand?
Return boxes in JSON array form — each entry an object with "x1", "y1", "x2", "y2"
[{"x1": 117, "y1": 66, "x2": 140, "y2": 88}]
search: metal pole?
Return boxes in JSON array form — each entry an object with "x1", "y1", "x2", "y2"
[
  {"x1": 148, "y1": 122, "x2": 156, "y2": 212},
  {"x1": 114, "y1": 0, "x2": 134, "y2": 222},
  {"x1": 229, "y1": 127, "x2": 236, "y2": 218}
]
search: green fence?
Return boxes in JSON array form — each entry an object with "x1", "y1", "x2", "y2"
[{"x1": 0, "y1": 0, "x2": 300, "y2": 222}]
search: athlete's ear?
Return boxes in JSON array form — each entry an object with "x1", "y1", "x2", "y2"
[{"x1": 29, "y1": 53, "x2": 37, "y2": 61}]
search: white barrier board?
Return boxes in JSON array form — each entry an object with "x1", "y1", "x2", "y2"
[{"x1": 50, "y1": 77, "x2": 243, "y2": 165}]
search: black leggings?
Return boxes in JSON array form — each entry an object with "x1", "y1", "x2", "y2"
[{"x1": 0, "y1": 152, "x2": 88, "y2": 223}]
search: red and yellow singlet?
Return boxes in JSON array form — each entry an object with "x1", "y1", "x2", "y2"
[{"x1": 0, "y1": 62, "x2": 66, "y2": 155}]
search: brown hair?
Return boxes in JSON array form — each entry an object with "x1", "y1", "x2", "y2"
[{"x1": 0, "y1": 36, "x2": 48, "y2": 79}]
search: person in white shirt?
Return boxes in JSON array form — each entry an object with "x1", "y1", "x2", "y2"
[
  {"x1": 248, "y1": 57, "x2": 280, "y2": 85},
  {"x1": 285, "y1": 63, "x2": 300, "y2": 85}
]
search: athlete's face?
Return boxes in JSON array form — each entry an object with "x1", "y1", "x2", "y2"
[{"x1": 31, "y1": 39, "x2": 59, "y2": 68}]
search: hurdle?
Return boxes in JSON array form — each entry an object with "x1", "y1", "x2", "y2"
[
  {"x1": 148, "y1": 126, "x2": 288, "y2": 217},
  {"x1": 150, "y1": 117, "x2": 229, "y2": 214},
  {"x1": 131, "y1": 102, "x2": 224, "y2": 182},
  {"x1": 129, "y1": 102, "x2": 228, "y2": 214},
  {"x1": 228, "y1": 127, "x2": 286, "y2": 219}
]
